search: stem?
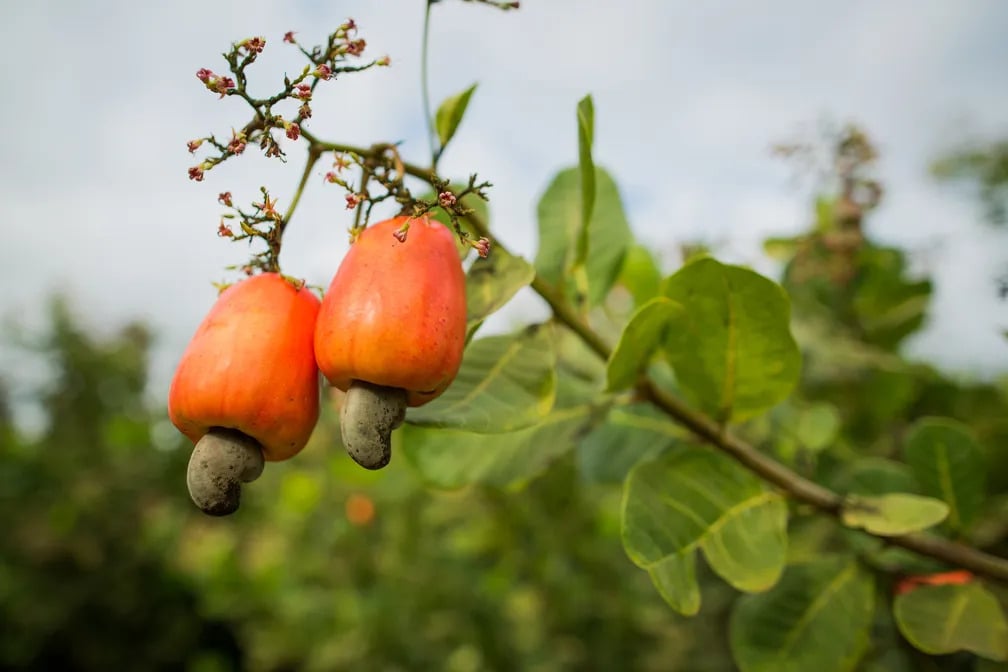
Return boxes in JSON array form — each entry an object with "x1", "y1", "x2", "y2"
[
  {"x1": 281, "y1": 138, "x2": 1008, "y2": 582},
  {"x1": 281, "y1": 145, "x2": 321, "y2": 232},
  {"x1": 421, "y1": 0, "x2": 438, "y2": 166}
]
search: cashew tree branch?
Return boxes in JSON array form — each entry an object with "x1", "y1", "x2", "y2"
[{"x1": 293, "y1": 136, "x2": 1008, "y2": 584}]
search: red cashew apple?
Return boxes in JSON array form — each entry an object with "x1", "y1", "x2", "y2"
[
  {"x1": 314, "y1": 215, "x2": 467, "y2": 469},
  {"x1": 169, "y1": 272, "x2": 321, "y2": 515}
]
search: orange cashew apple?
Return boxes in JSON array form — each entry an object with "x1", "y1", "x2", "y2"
[
  {"x1": 169, "y1": 272, "x2": 321, "y2": 515},
  {"x1": 314, "y1": 215, "x2": 466, "y2": 469}
]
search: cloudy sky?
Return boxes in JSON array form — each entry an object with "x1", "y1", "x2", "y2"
[{"x1": 1, "y1": 1, "x2": 1006, "y2": 423}]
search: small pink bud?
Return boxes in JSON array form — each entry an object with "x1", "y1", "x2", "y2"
[
  {"x1": 217, "y1": 222, "x2": 233, "y2": 237},
  {"x1": 214, "y1": 76, "x2": 235, "y2": 98},
  {"x1": 196, "y1": 68, "x2": 213, "y2": 83},
  {"x1": 314, "y1": 64, "x2": 332, "y2": 80},
  {"x1": 324, "y1": 171, "x2": 338, "y2": 184},
  {"x1": 346, "y1": 39, "x2": 366, "y2": 56},
  {"x1": 294, "y1": 83, "x2": 312, "y2": 100},
  {"x1": 376, "y1": 55, "x2": 391, "y2": 66},
  {"x1": 283, "y1": 31, "x2": 296, "y2": 44},
  {"x1": 227, "y1": 130, "x2": 247, "y2": 155},
  {"x1": 285, "y1": 122, "x2": 300, "y2": 141},
  {"x1": 188, "y1": 166, "x2": 205, "y2": 182},
  {"x1": 475, "y1": 237, "x2": 491, "y2": 258},
  {"x1": 187, "y1": 139, "x2": 203, "y2": 153},
  {"x1": 393, "y1": 226, "x2": 408, "y2": 243},
  {"x1": 218, "y1": 192, "x2": 233, "y2": 207},
  {"x1": 438, "y1": 191, "x2": 457, "y2": 209},
  {"x1": 242, "y1": 36, "x2": 266, "y2": 53},
  {"x1": 345, "y1": 193, "x2": 361, "y2": 209}
]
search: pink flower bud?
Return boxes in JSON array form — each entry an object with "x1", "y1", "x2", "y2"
[
  {"x1": 438, "y1": 191, "x2": 457, "y2": 209},
  {"x1": 285, "y1": 122, "x2": 300, "y2": 141},
  {"x1": 242, "y1": 36, "x2": 266, "y2": 53},
  {"x1": 283, "y1": 31, "x2": 296, "y2": 44},
  {"x1": 218, "y1": 192, "x2": 233, "y2": 207},
  {"x1": 187, "y1": 139, "x2": 203, "y2": 153},
  {"x1": 346, "y1": 39, "x2": 366, "y2": 56},
  {"x1": 227, "y1": 130, "x2": 247, "y2": 155},
  {"x1": 475, "y1": 237, "x2": 491, "y2": 258},
  {"x1": 188, "y1": 166, "x2": 205, "y2": 182},
  {"x1": 315, "y1": 64, "x2": 332, "y2": 80}
]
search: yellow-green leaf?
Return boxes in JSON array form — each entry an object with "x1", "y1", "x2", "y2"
[
  {"x1": 434, "y1": 83, "x2": 477, "y2": 150},
  {"x1": 841, "y1": 493, "x2": 948, "y2": 536}
]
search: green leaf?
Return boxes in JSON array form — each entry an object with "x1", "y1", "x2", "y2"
[
  {"x1": 894, "y1": 583, "x2": 1008, "y2": 661},
  {"x1": 606, "y1": 297, "x2": 684, "y2": 391},
  {"x1": 648, "y1": 552, "x2": 700, "y2": 616},
  {"x1": 617, "y1": 244, "x2": 663, "y2": 306},
  {"x1": 828, "y1": 459, "x2": 931, "y2": 571},
  {"x1": 400, "y1": 405, "x2": 591, "y2": 489},
  {"x1": 814, "y1": 196, "x2": 835, "y2": 231},
  {"x1": 434, "y1": 83, "x2": 477, "y2": 150},
  {"x1": 465, "y1": 248, "x2": 535, "y2": 340},
  {"x1": 795, "y1": 403, "x2": 840, "y2": 452},
  {"x1": 577, "y1": 403, "x2": 683, "y2": 483},
  {"x1": 662, "y1": 257, "x2": 802, "y2": 421},
  {"x1": 535, "y1": 167, "x2": 632, "y2": 306},
  {"x1": 841, "y1": 493, "x2": 949, "y2": 536},
  {"x1": 852, "y1": 247, "x2": 932, "y2": 350},
  {"x1": 763, "y1": 236, "x2": 800, "y2": 261},
  {"x1": 730, "y1": 557, "x2": 875, "y2": 672},
  {"x1": 405, "y1": 326, "x2": 556, "y2": 433},
  {"x1": 621, "y1": 448, "x2": 787, "y2": 614},
  {"x1": 576, "y1": 95, "x2": 596, "y2": 267},
  {"x1": 903, "y1": 417, "x2": 986, "y2": 532}
]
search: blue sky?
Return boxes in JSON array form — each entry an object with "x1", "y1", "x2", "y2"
[{"x1": 1, "y1": 1, "x2": 1007, "y2": 424}]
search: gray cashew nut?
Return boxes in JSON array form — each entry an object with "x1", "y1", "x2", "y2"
[
  {"x1": 186, "y1": 427, "x2": 265, "y2": 516},
  {"x1": 340, "y1": 380, "x2": 408, "y2": 470}
]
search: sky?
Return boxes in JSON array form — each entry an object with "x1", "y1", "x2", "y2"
[{"x1": 1, "y1": 0, "x2": 1007, "y2": 425}]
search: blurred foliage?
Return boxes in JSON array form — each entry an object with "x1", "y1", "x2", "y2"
[
  {"x1": 933, "y1": 140, "x2": 1008, "y2": 227},
  {"x1": 2, "y1": 126, "x2": 1007, "y2": 671}
]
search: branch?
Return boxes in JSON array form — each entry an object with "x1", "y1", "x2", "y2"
[
  {"x1": 451, "y1": 186, "x2": 1008, "y2": 584},
  {"x1": 292, "y1": 138, "x2": 1008, "y2": 584}
]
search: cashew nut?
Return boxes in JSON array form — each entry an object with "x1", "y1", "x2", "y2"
[
  {"x1": 186, "y1": 427, "x2": 265, "y2": 516},
  {"x1": 340, "y1": 380, "x2": 408, "y2": 470}
]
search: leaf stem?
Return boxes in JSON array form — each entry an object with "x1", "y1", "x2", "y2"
[{"x1": 421, "y1": 0, "x2": 438, "y2": 167}]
